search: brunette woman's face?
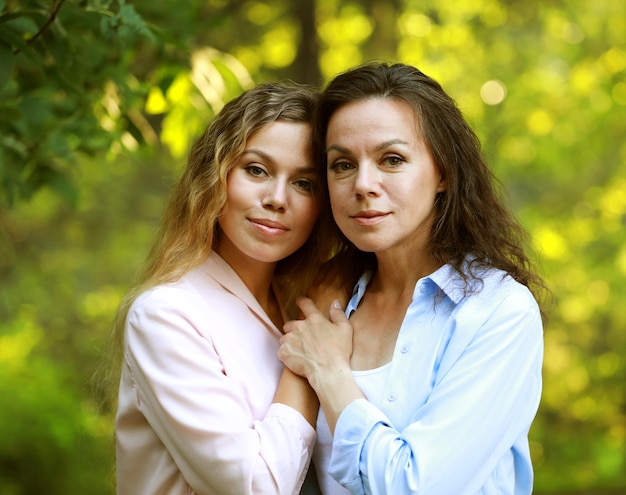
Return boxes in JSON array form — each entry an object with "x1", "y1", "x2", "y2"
[
  {"x1": 216, "y1": 121, "x2": 320, "y2": 268},
  {"x1": 325, "y1": 98, "x2": 446, "y2": 258}
]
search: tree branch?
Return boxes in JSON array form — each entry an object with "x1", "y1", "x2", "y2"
[{"x1": 13, "y1": 0, "x2": 67, "y2": 55}]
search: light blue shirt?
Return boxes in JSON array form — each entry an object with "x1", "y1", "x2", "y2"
[{"x1": 326, "y1": 262, "x2": 544, "y2": 494}]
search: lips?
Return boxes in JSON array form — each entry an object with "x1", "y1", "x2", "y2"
[
  {"x1": 249, "y1": 217, "x2": 289, "y2": 235},
  {"x1": 350, "y1": 210, "x2": 389, "y2": 226}
]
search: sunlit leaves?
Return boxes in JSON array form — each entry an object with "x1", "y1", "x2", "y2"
[
  {"x1": 318, "y1": 2, "x2": 372, "y2": 77},
  {"x1": 533, "y1": 226, "x2": 569, "y2": 260},
  {"x1": 100, "y1": 1, "x2": 156, "y2": 46},
  {"x1": 212, "y1": 0, "x2": 313, "y2": 80},
  {"x1": 0, "y1": 0, "x2": 257, "y2": 205},
  {"x1": 480, "y1": 79, "x2": 507, "y2": 105},
  {"x1": 155, "y1": 48, "x2": 253, "y2": 159},
  {"x1": 0, "y1": 323, "x2": 113, "y2": 493},
  {"x1": 0, "y1": 0, "x2": 157, "y2": 206},
  {"x1": 260, "y1": 23, "x2": 299, "y2": 68},
  {"x1": 244, "y1": 2, "x2": 271, "y2": 25},
  {"x1": 0, "y1": 312, "x2": 41, "y2": 368}
]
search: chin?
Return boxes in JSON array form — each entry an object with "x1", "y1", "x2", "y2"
[
  {"x1": 346, "y1": 237, "x2": 384, "y2": 253},
  {"x1": 255, "y1": 249, "x2": 296, "y2": 264}
]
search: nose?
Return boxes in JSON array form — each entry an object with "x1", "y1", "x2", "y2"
[
  {"x1": 263, "y1": 179, "x2": 288, "y2": 211},
  {"x1": 354, "y1": 163, "x2": 381, "y2": 198}
]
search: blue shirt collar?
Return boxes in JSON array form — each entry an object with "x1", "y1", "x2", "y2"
[{"x1": 346, "y1": 261, "x2": 479, "y2": 314}]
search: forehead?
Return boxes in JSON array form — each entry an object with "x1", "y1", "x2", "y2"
[
  {"x1": 249, "y1": 120, "x2": 311, "y2": 143},
  {"x1": 326, "y1": 98, "x2": 420, "y2": 145},
  {"x1": 241, "y1": 120, "x2": 316, "y2": 172}
]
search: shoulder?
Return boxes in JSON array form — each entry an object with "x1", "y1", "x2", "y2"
[
  {"x1": 435, "y1": 264, "x2": 541, "y2": 331},
  {"x1": 435, "y1": 260, "x2": 536, "y2": 308},
  {"x1": 431, "y1": 268, "x2": 544, "y2": 375},
  {"x1": 457, "y1": 268, "x2": 543, "y2": 341},
  {"x1": 433, "y1": 262, "x2": 536, "y2": 309},
  {"x1": 127, "y1": 267, "x2": 237, "y2": 329},
  {"x1": 476, "y1": 268, "x2": 538, "y2": 312}
]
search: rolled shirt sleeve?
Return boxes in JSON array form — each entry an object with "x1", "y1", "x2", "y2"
[{"x1": 327, "y1": 267, "x2": 543, "y2": 495}]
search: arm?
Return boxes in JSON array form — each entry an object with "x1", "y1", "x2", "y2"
[
  {"x1": 124, "y1": 287, "x2": 315, "y2": 495},
  {"x1": 331, "y1": 290, "x2": 543, "y2": 494},
  {"x1": 277, "y1": 263, "x2": 356, "y2": 429},
  {"x1": 273, "y1": 367, "x2": 318, "y2": 428},
  {"x1": 279, "y1": 298, "x2": 364, "y2": 434},
  {"x1": 281, "y1": 289, "x2": 543, "y2": 494}
]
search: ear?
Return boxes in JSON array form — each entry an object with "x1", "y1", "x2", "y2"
[{"x1": 436, "y1": 172, "x2": 447, "y2": 193}]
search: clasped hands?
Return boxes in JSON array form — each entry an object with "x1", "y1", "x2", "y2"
[{"x1": 278, "y1": 297, "x2": 353, "y2": 391}]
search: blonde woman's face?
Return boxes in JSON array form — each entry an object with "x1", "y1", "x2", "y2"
[{"x1": 216, "y1": 121, "x2": 320, "y2": 269}]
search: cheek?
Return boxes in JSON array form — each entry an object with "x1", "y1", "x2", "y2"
[
  {"x1": 223, "y1": 176, "x2": 248, "y2": 213},
  {"x1": 328, "y1": 183, "x2": 351, "y2": 225}
]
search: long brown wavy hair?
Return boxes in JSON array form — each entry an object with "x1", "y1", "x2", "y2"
[
  {"x1": 97, "y1": 82, "x2": 332, "y2": 409},
  {"x1": 314, "y1": 62, "x2": 549, "y2": 314}
]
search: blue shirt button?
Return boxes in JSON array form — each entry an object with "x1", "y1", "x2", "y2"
[
  {"x1": 400, "y1": 344, "x2": 410, "y2": 353},
  {"x1": 387, "y1": 393, "x2": 397, "y2": 402}
]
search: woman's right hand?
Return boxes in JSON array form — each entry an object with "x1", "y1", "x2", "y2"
[
  {"x1": 279, "y1": 298, "x2": 353, "y2": 386},
  {"x1": 279, "y1": 297, "x2": 364, "y2": 434}
]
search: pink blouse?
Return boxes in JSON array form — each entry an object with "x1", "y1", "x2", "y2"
[{"x1": 116, "y1": 252, "x2": 315, "y2": 494}]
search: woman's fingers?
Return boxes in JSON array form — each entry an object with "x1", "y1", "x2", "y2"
[{"x1": 294, "y1": 297, "x2": 323, "y2": 318}]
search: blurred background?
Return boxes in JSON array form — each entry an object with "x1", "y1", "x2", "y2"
[{"x1": 0, "y1": 0, "x2": 624, "y2": 493}]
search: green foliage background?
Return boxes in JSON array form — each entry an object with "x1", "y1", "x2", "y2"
[{"x1": 1, "y1": 0, "x2": 624, "y2": 493}]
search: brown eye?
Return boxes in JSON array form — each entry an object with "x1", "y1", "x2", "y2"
[
  {"x1": 330, "y1": 161, "x2": 354, "y2": 173},
  {"x1": 245, "y1": 165, "x2": 267, "y2": 177},
  {"x1": 293, "y1": 179, "x2": 316, "y2": 193},
  {"x1": 384, "y1": 156, "x2": 404, "y2": 167}
]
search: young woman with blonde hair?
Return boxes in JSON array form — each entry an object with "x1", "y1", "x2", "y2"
[{"x1": 111, "y1": 82, "x2": 331, "y2": 494}]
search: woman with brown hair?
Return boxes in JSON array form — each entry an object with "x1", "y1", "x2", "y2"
[{"x1": 279, "y1": 63, "x2": 548, "y2": 495}]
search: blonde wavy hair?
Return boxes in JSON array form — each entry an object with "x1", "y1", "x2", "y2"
[{"x1": 97, "y1": 82, "x2": 331, "y2": 409}]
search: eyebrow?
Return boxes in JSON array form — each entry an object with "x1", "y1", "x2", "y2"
[
  {"x1": 242, "y1": 148, "x2": 273, "y2": 163},
  {"x1": 326, "y1": 139, "x2": 409, "y2": 154},
  {"x1": 242, "y1": 149, "x2": 317, "y2": 174}
]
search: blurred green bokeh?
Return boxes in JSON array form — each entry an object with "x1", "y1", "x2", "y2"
[{"x1": 1, "y1": 0, "x2": 624, "y2": 493}]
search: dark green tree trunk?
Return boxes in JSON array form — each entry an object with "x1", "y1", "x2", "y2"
[{"x1": 289, "y1": 0, "x2": 322, "y2": 85}]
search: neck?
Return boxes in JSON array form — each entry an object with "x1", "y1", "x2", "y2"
[
  {"x1": 226, "y1": 256, "x2": 284, "y2": 328},
  {"x1": 372, "y1": 248, "x2": 441, "y2": 297},
  {"x1": 237, "y1": 262, "x2": 276, "y2": 308},
  {"x1": 214, "y1": 247, "x2": 277, "y2": 312}
]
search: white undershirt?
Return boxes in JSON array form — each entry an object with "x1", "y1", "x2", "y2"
[{"x1": 314, "y1": 362, "x2": 393, "y2": 494}]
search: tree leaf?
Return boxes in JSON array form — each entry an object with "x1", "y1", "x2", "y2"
[{"x1": 0, "y1": 41, "x2": 14, "y2": 89}]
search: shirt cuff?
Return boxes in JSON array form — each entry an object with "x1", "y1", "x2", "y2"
[
  {"x1": 329, "y1": 398, "x2": 389, "y2": 490},
  {"x1": 265, "y1": 402, "x2": 316, "y2": 448}
]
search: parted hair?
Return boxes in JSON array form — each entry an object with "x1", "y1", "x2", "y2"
[
  {"x1": 315, "y1": 62, "x2": 547, "y2": 309},
  {"x1": 98, "y1": 82, "x2": 329, "y2": 408}
]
